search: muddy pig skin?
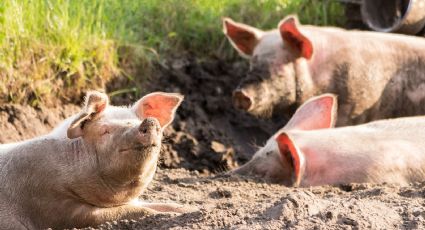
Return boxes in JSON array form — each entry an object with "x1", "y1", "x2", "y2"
[
  {"x1": 223, "y1": 15, "x2": 425, "y2": 125},
  {"x1": 0, "y1": 91, "x2": 189, "y2": 229},
  {"x1": 231, "y1": 94, "x2": 425, "y2": 187}
]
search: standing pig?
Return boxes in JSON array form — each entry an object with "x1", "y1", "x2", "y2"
[
  {"x1": 0, "y1": 91, "x2": 187, "y2": 229},
  {"x1": 223, "y1": 15, "x2": 425, "y2": 125},
  {"x1": 231, "y1": 94, "x2": 425, "y2": 186}
]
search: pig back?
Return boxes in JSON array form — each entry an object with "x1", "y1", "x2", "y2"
[
  {"x1": 311, "y1": 28, "x2": 425, "y2": 125},
  {"x1": 290, "y1": 116, "x2": 425, "y2": 186}
]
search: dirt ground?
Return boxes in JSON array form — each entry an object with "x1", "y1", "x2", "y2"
[
  {"x1": 91, "y1": 169, "x2": 425, "y2": 230},
  {"x1": 2, "y1": 57, "x2": 425, "y2": 229}
]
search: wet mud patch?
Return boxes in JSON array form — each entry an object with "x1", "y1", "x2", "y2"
[{"x1": 109, "y1": 56, "x2": 287, "y2": 172}]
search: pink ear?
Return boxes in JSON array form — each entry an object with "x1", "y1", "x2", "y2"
[
  {"x1": 284, "y1": 94, "x2": 337, "y2": 131},
  {"x1": 134, "y1": 92, "x2": 183, "y2": 128},
  {"x1": 278, "y1": 16, "x2": 313, "y2": 59},
  {"x1": 276, "y1": 132, "x2": 303, "y2": 186},
  {"x1": 223, "y1": 17, "x2": 263, "y2": 57}
]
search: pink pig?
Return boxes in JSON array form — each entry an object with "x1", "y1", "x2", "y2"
[
  {"x1": 223, "y1": 15, "x2": 425, "y2": 125},
  {"x1": 232, "y1": 94, "x2": 425, "y2": 186},
  {"x1": 0, "y1": 91, "x2": 191, "y2": 229}
]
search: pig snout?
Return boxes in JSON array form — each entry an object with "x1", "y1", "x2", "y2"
[
  {"x1": 138, "y1": 118, "x2": 161, "y2": 146},
  {"x1": 228, "y1": 160, "x2": 256, "y2": 176},
  {"x1": 233, "y1": 89, "x2": 253, "y2": 111}
]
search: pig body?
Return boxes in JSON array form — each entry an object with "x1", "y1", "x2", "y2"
[
  {"x1": 224, "y1": 16, "x2": 425, "y2": 125},
  {"x1": 0, "y1": 91, "x2": 186, "y2": 229},
  {"x1": 232, "y1": 94, "x2": 425, "y2": 186},
  {"x1": 289, "y1": 118, "x2": 425, "y2": 186}
]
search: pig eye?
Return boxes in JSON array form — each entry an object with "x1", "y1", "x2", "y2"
[{"x1": 266, "y1": 151, "x2": 272, "y2": 156}]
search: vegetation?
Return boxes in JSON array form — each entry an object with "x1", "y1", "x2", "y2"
[{"x1": 0, "y1": 0, "x2": 345, "y2": 105}]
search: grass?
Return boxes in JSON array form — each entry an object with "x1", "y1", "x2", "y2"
[{"x1": 0, "y1": 0, "x2": 345, "y2": 106}]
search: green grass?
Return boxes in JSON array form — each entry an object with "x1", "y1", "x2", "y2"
[{"x1": 0, "y1": 0, "x2": 344, "y2": 105}]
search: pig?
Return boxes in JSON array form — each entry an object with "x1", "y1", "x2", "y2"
[
  {"x1": 223, "y1": 15, "x2": 425, "y2": 125},
  {"x1": 231, "y1": 94, "x2": 425, "y2": 187},
  {"x1": 0, "y1": 91, "x2": 189, "y2": 229}
]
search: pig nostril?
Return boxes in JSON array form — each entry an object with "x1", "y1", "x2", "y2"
[
  {"x1": 139, "y1": 118, "x2": 161, "y2": 134},
  {"x1": 233, "y1": 90, "x2": 253, "y2": 111}
]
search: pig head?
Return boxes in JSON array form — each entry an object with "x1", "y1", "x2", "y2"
[
  {"x1": 0, "y1": 91, "x2": 187, "y2": 229},
  {"x1": 64, "y1": 91, "x2": 183, "y2": 204},
  {"x1": 231, "y1": 94, "x2": 425, "y2": 187},
  {"x1": 223, "y1": 15, "x2": 425, "y2": 125},
  {"x1": 231, "y1": 94, "x2": 337, "y2": 186}
]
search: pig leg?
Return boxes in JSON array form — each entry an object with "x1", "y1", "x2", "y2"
[
  {"x1": 140, "y1": 202, "x2": 196, "y2": 213},
  {"x1": 67, "y1": 204, "x2": 158, "y2": 228},
  {"x1": 70, "y1": 202, "x2": 193, "y2": 228}
]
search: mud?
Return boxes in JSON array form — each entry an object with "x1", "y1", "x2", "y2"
[
  {"x1": 108, "y1": 56, "x2": 287, "y2": 172},
  {"x1": 0, "y1": 104, "x2": 79, "y2": 143},
  {"x1": 2, "y1": 57, "x2": 425, "y2": 229},
  {"x1": 85, "y1": 169, "x2": 425, "y2": 230}
]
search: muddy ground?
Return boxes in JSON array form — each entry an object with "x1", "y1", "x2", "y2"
[
  {"x1": 107, "y1": 57, "x2": 288, "y2": 172},
  {"x1": 2, "y1": 57, "x2": 425, "y2": 229}
]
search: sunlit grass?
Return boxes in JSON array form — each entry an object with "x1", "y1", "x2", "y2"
[
  {"x1": 0, "y1": 0, "x2": 117, "y2": 105},
  {"x1": 0, "y1": 0, "x2": 344, "y2": 105}
]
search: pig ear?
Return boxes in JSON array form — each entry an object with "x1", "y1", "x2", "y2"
[
  {"x1": 284, "y1": 94, "x2": 337, "y2": 131},
  {"x1": 222, "y1": 17, "x2": 264, "y2": 58},
  {"x1": 67, "y1": 91, "x2": 109, "y2": 139},
  {"x1": 278, "y1": 15, "x2": 313, "y2": 59},
  {"x1": 133, "y1": 92, "x2": 184, "y2": 128},
  {"x1": 276, "y1": 132, "x2": 304, "y2": 186}
]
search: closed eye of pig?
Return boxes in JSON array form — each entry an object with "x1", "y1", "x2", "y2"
[
  {"x1": 0, "y1": 91, "x2": 196, "y2": 229},
  {"x1": 231, "y1": 93, "x2": 425, "y2": 187}
]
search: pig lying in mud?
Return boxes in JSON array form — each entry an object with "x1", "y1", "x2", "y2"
[
  {"x1": 0, "y1": 91, "x2": 188, "y2": 229},
  {"x1": 231, "y1": 94, "x2": 425, "y2": 187},
  {"x1": 223, "y1": 15, "x2": 425, "y2": 125}
]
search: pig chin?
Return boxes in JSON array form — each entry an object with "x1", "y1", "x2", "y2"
[
  {"x1": 118, "y1": 138, "x2": 161, "y2": 161},
  {"x1": 133, "y1": 142, "x2": 160, "y2": 152},
  {"x1": 246, "y1": 104, "x2": 273, "y2": 118},
  {"x1": 242, "y1": 84, "x2": 295, "y2": 118},
  {"x1": 247, "y1": 96, "x2": 283, "y2": 118}
]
